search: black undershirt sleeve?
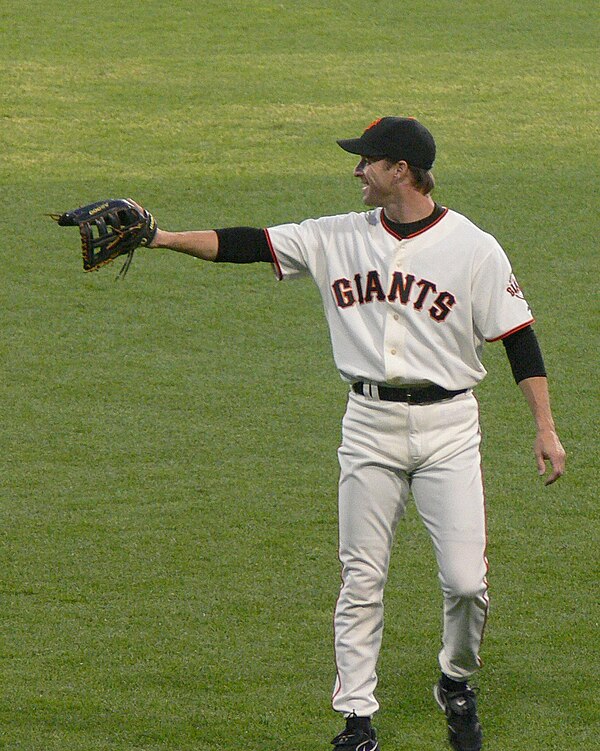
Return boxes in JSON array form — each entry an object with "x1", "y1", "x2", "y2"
[
  {"x1": 502, "y1": 325, "x2": 547, "y2": 383},
  {"x1": 214, "y1": 227, "x2": 272, "y2": 263}
]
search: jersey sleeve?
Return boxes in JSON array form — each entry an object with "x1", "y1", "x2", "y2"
[
  {"x1": 472, "y1": 238, "x2": 535, "y2": 341},
  {"x1": 264, "y1": 218, "x2": 325, "y2": 280}
]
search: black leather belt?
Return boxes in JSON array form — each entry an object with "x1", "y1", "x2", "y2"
[{"x1": 352, "y1": 382, "x2": 467, "y2": 404}]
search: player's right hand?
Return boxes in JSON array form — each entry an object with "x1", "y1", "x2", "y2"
[{"x1": 534, "y1": 428, "x2": 566, "y2": 485}]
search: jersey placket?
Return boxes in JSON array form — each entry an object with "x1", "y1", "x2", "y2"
[{"x1": 382, "y1": 241, "x2": 409, "y2": 382}]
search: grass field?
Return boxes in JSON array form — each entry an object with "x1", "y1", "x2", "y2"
[{"x1": 1, "y1": 1, "x2": 598, "y2": 749}]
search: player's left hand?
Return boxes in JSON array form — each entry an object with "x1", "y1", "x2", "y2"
[
  {"x1": 534, "y1": 429, "x2": 566, "y2": 485},
  {"x1": 50, "y1": 198, "x2": 157, "y2": 276}
]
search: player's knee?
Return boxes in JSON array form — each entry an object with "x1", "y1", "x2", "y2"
[
  {"x1": 453, "y1": 583, "x2": 487, "y2": 601},
  {"x1": 440, "y1": 570, "x2": 487, "y2": 600},
  {"x1": 341, "y1": 562, "x2": 387, "y2": 603}
]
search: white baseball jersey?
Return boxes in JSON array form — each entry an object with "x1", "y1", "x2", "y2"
[{"x1": 265, "y1": 207, "x2": 534, "y2": 391}]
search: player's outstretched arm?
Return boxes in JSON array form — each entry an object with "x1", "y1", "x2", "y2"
[
  {"x1": 123, "y1": 199, "x2": 219, "y2": 261},
  {"x1": 518, "y1": 376, "x2": 566, "y2": 485},
  {"x1": 150, "y1": 228, "x2": 219, "y2": 261}
]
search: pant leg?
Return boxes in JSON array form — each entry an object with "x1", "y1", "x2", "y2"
[
  {"x1": 410, "y1": 395, "x2": 489, "y2": 680},
  {"x1": 333, "y1": 457, "x2": 410, "y2": 716},
  {"x1": 332, "y1": 393, "x2": 412, "y2": 717}
]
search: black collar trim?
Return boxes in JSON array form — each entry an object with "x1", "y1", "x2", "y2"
[{"x1": 381, "y1": 203, "x2": 447, "y2": 240}]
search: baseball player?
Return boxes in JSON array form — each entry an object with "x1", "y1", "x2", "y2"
[{"x1": 136, "y1": 116, "x2": 565, "y2": 751}]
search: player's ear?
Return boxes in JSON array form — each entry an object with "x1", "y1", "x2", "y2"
[{"x1": 392, "y1": 160, "x2": 410, "y2": 182}]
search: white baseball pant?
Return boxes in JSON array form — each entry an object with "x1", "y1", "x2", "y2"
[{"x1": 332, "y1": 389, "x2": 489, "y2": 717}]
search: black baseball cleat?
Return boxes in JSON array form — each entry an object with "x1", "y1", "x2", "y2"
[
  {"x1": 434, "y1": 679, "x2": 483, "y2": 751},
  {"x1": 331, "y1": 714, "x2": 379, "y2": 750}
]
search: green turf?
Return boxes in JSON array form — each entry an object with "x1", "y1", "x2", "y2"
[{"x1": 1, "y1": 1, "x2": 598, "y2": 749}]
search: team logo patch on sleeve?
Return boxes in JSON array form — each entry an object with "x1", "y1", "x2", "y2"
[{"x1": 506, "y1": 273, "x2": 525, "y2": 299}]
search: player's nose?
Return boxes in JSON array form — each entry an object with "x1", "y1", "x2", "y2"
[{"x1": 354, "y1": 158, "x2": 367, "y2": 177}]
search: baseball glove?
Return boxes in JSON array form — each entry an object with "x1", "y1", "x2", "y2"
[{"x1": 50, "y1": 198, "x2": 157, "y2": 277}]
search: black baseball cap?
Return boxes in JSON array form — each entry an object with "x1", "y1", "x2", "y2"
[{"x1": 337, "y1": 116, "x2": 436, "y2": 170}]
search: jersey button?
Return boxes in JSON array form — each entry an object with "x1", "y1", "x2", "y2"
[{"x1": 391, "y1": 348, "x2": 397, "y2": 355}]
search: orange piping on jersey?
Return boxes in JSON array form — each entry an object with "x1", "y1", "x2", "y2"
[
  {"x1": 264, "y1": 228, "x2": 283, "y2": 280},
  {"x1": 486, "y1": 318, "x2": 535, "y2": 343},
  {"x1": 380, "y1": 206, "x2": 449, "y2": 240}
]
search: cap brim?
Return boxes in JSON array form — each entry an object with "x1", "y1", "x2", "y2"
[{"x1": 336, "y1": 137, "x2": 383, "y2": 157}]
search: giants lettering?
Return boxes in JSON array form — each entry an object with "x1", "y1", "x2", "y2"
[
  {"x1": 413, "y1": 279, "x2": 437, "y2": 310},
  {"x1": 364, "y1": 270, "x2": 386, "y2": 302},
  {"x1": 429, "y1": 291, "x2": 456, "y2": 322},
  {"x1": 332, "y1": 278, "x2": 355, "y2": 308},
  {"x1": 388, "y1": 272, "x2": 415, "y2": 304},
  {"x1": 331, "y1": 269, "x2": 457, "y2": 322}
]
